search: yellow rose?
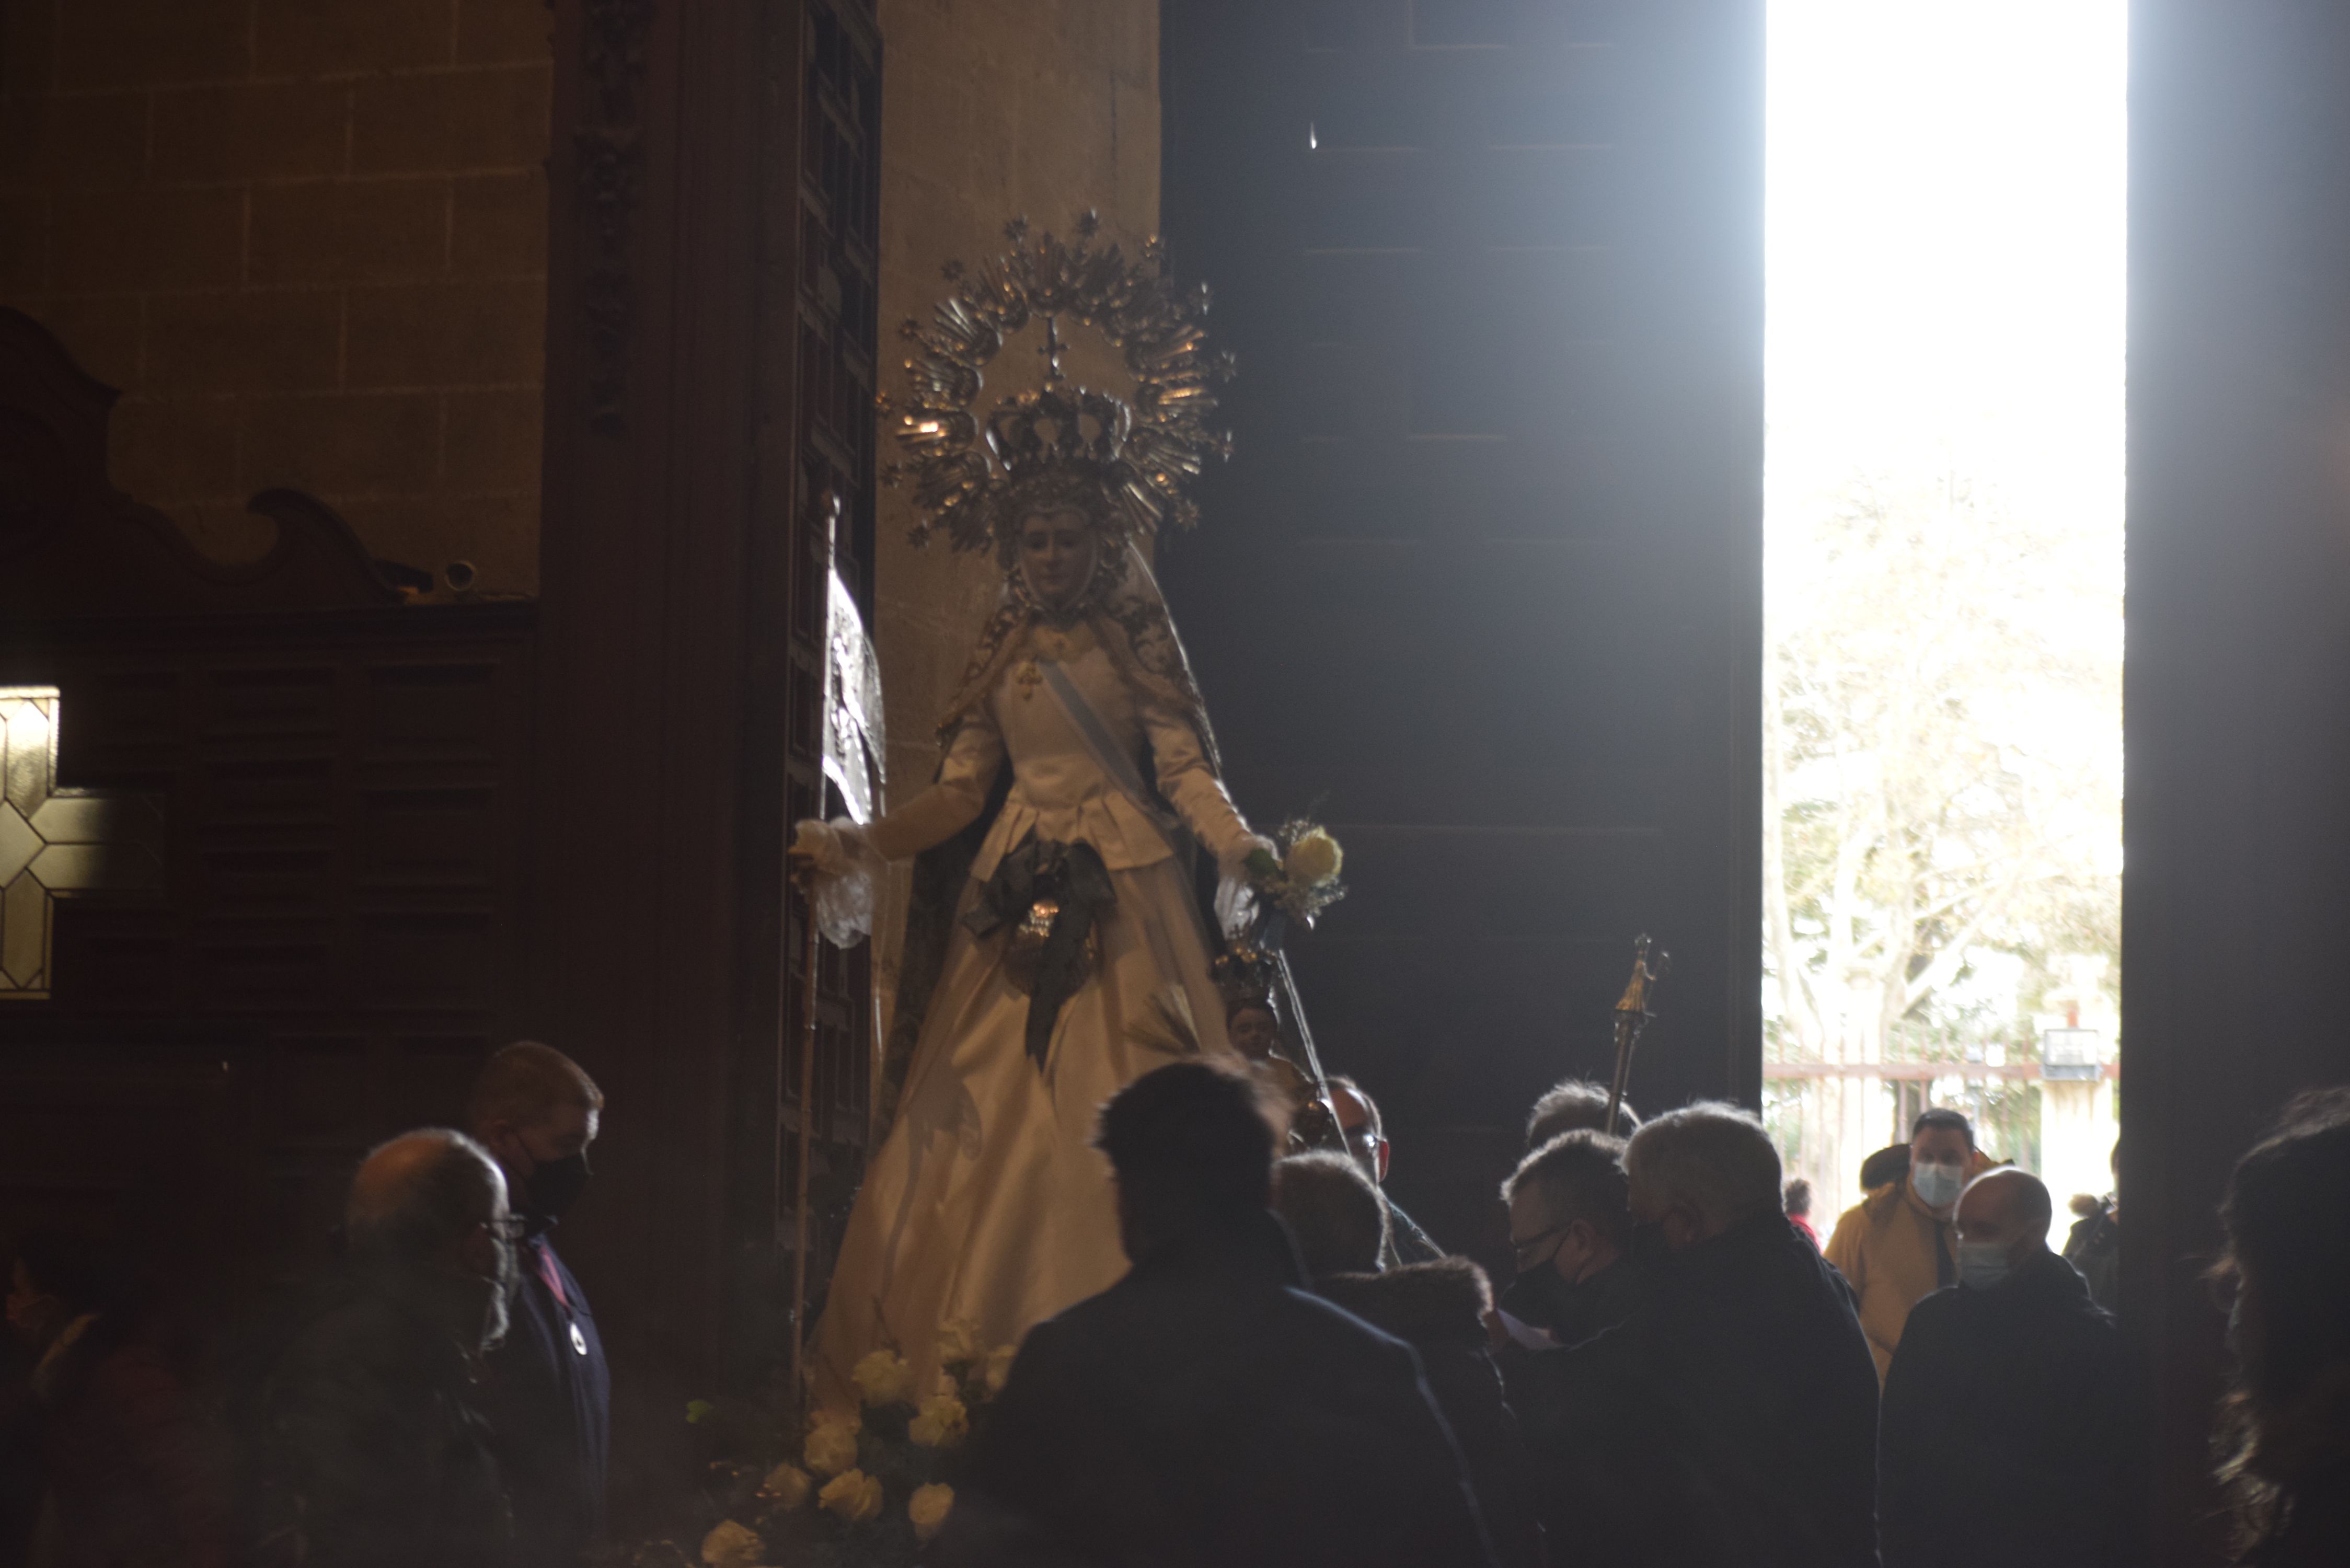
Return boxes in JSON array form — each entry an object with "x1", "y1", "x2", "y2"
[
  {"x1": 936, "y1": 1316, "x2": 985, "y2": 1368},
  {"x1": 850, "y1": 1348, "x2": 915, "y2": 1407},
  {"x1": 1283, "y1": 829, "x2": 1342, "y2": 887},
  {"x1": 817, "y1": 1468, "x2": 885, "y2": 1525},
  {"x1": 757, "y1": 1462, "x2": 812, "y2": 1510},
  {"x1": 908, "y1": 1392, "x2": 969, "y2": 1448},
  {"x1": 699, "y1": 1519, "x2": 766, "y2": 1568},
  {"x1": 983, "y1": 1343, "x2": 1017, "y2": 1396},
  {"x1": 802, "y1": 1413, "x2": 861, "y2": 1477},
  {"x1": 908, "y1": 1482, "x2": 955, "y2": 1543}
]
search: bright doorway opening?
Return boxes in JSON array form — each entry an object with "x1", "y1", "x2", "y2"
[{"x1": 1762, "y1": 3, "x2": 2126, "y2": 1221}]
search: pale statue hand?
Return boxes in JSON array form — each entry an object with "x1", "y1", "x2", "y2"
[
  {"x1": 1234, "y1": 833, "x2": 1279, "y2": 880},
  {"x1": 791, "y1": 819, "x2": 847, "y2": 880}
]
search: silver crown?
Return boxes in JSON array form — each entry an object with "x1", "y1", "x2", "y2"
[{"x1": 883, "y1": 213, "x2": 1235, "y2": 555}]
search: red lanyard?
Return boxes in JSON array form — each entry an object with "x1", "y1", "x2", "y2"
[
  {"x1": 534, "y1": 1239, "x2": 589, "y2": 1356},
  {"x1": 533, "y1": 1239, "x2": 570, "y2": 1314}
]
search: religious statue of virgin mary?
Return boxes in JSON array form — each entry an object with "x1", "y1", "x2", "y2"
[{"x1": 793, "y1": 216, "x2": 1272, "y2": 1404}]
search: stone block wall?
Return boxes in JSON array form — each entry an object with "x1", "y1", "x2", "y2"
[
  {"x1": 0, "y1": 0, "x2": 551, "y2": 593},
  {"x1": 867, "y1": 0, "x2": 1159, "y2": 997}
]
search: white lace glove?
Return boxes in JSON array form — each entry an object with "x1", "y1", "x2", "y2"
[
  {"x1": 1215, "y1": 834, "x2": 1280, "y2": 940},
  {"x1": 792, "y1": 818, "x2": 884, "y2": 947},
  {"x1": 1223, "y1": 832, "x2": 1278, "y2": 880}
]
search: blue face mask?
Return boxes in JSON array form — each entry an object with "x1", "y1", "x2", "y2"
[
  {"x1": 1912, "y1": 1161, "x2": 1966, "y2": 1210},
  {"x1": 1956, "y1": 1239, "x2": 2013, "y2": 1290}
]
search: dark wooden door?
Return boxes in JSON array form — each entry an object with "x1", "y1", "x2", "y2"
[
  {"x1": 1160, "y1": 0, "x2": 1762, "y2": 1256},
  {"x1": 533, "y1": 0, "x2": 879, "y2": 1505},
  {"x1": 0, "y1": 305, "x2": 538, "y2": 1310}
]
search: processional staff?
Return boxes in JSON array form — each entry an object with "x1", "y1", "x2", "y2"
[{"x1": 1604, "y1": 933, "x2": 1669, "y2": 1135}]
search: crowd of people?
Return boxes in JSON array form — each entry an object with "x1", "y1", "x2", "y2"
[
  {"x1": 0, "y1": 1042, "x2": 609, "y2": 1567},
  {"x1": 3, "y1": 1047, "x2": 2346, "y2": 1566},
  {"x1": 938, "y1": 1069, "x2": 2350, "y2": 1568}
]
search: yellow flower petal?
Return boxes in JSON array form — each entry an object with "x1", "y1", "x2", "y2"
[{"x1": 909, "y1": 1482, "x2": 955, "y2": 1542}]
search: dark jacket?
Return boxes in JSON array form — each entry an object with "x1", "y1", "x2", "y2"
[
  {"x1": 2246, "y1": 1456, "x2": 2350, "y2": 1567},
  {"x1": 30, "y1": 1320, "x2": 229, "y2": 1568},
  {"x1": 941, "y1": 1208, "x2": 1495, "y2": 1568},
  {"x1": 1880, "y1": 1248, "x2": 2142, "y2": 1568},
  {"x1": 1499, "y1": 1257, "x2": 1640, "y2": 1348},
  {"x1": 477, "y1": 1225, "x2": 608, "y2": 1568},
  {"x1": 1318, "y1": 1261, "x2": 1543, "y2": 1568},
  {"x1": 249, "y1": 1265, "x2": 510, "y2": 1568},
  {"x1": 1509, "y1": 1214, "x2": 1881, "y2": 1568}
]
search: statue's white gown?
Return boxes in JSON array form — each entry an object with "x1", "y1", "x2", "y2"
[{"x1": 809, "y1": 616, "x2": 1258, "y2": 1405}]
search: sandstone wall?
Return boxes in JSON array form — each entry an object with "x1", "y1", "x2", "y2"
[
  {"x1": 0, "y1": 0, "x2": 551, "y2": 593},
  {"x1": 867, "y1": 0, "x2": 1160, "y2": 997}
]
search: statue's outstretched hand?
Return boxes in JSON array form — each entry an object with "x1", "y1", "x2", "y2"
[
  {"x1": 789, "y1": 819, "x2": 882, "y2": 946},
  {"x1": 1232, "y1": 833, "x2": 1280, "y2": 880},
  {"x1": 790, "y1": 819, "x2": 845, "y2": 880}
]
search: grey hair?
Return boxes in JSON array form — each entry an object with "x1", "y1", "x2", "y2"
[
  {"x1": 1623, "y1": 1102, "x2": 1782, "y2": 1231},
  {"x1": 1525, "y1": 1079, "x2": 1641, "y2": 1148},
  {"x1": 346, "y1": 1128, "x2": 505, "y2": 1265},
  {"x1": 1272, "y1": 1150, "x2": 1390, "y2": 1277}
]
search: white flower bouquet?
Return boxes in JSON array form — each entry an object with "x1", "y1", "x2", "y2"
[
  {"x1": 609, "y1": 1320, "x2": 1016, "y2": 1568},
  {"x1": 1243, "y1": 817, "x2": 1348, "y2": 929}
]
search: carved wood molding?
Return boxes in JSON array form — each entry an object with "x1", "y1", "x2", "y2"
[
  {"x1": 576, "y1": 0, "x2": 657, "y2": 433},
  {"x1": 0, "y1": 308, "x2": 402, "y2": 620}
]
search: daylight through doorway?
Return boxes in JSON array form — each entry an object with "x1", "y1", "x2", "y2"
[{"x1": 1761, "y1": 1, "x2": 2126, "y2": 1216}]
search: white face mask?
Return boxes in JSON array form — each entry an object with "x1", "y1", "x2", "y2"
[
  {"x1": 1912, "y1": 1161, "x2": 1966, "y2": 1210},
  {"x1": 1956, "y1": 1239, "x2": 2013, "y2": 1290}
]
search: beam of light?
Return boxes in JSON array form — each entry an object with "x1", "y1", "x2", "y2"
[{"x1": 1768, "y1": 0, "x2": 2127, "y2": 550}]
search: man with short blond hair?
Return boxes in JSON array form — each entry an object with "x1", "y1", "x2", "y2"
[{"x1": 470, "y1": 1041, "x2": 609, "y2": 1568}]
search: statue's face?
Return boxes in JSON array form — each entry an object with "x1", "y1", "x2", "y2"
[
  {"x1": 1228, "y1": 1005, "x2": 1280, "y2": 1062},
  {"x1": 1017, "y1": 508, "x2": 1098, "y2": 610}
]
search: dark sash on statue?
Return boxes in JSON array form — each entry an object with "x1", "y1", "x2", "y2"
[{"x1": 962, "y1": 837, "x2": 1115, "y2": 1073}]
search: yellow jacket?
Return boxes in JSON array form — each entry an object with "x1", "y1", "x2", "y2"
[{"x1": 1825, "y1": 1178, "x2": 1968, "y2": 1382}]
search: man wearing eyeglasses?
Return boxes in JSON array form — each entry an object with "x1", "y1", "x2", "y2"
[
  {"x1": 1327, "y1": 1075, "x2": 1446, "y2": 1267},
  {"x1": 1499, "y1": 1130, "x2": 1639, "y2": 1347},
  {"x1": 251, "y1": 1129, "x2": 520, "y2": 1568}
]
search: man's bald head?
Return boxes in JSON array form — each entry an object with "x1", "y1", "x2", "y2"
[
  {"x1": 347, "y1": 1128, "x2": 507, "y2": 1267},
  {"x1": 1955, "y1": 1167, "x2": 2053, "y2": 1263}
]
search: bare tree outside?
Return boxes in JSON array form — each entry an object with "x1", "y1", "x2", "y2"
[
  {"x1": 1766, "y1": 2, "x2": 2125, "y2": 1210},
  {"x1": 1764, "y1": 472, "x2": 2121, "y2": 1200}
]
